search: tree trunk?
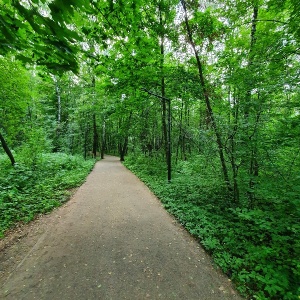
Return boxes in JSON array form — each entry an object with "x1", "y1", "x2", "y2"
[
  {"x1": 84, "y1": 122, "x2": 89, "y2": 160},
  {"x1": 244, "y1": 6, "x2": 258, "y2": 118},
  {"x1": 246, "y1": 6, "x2": 259, "y2": 206},
  {"x1": 92, "y1": 113, "x2": 98, "y2": 158},
  {"x1": 176, "y1": 99, "x2": 184, "y2": 163},
  {"x1": 0, "y1": 132, "x2": 15, "y2": 166},
  {"x1": 119, "y1": 137, "x2": 128, "y2": 162},
  {"x1": 101, "y1": 119, "x2": 105, "y2": 159},
  {"x1": 55, "y1": 79, "x2": 61, "y2": 124},
  {"x1": 118, "y1": 112, "x2": 132, "y2": 162},
  {"x1": 161, "y1": 91, "x2": 169, "y2": 161},
  {"x1": 181, "y1": 0, "x2": 230, "y2": 191},
  {"x1": 167, "y1": 98, "x2": 171, "y2": 182},
  {"x1": 160, "y1": 4, "x2": 171, "y2": 182},
  {"x1": 228, "y1": 89, "x2": 240, "y2": 202},
  {"x1": 54, "y1": 77, "x2": 61, "y2": 152}
]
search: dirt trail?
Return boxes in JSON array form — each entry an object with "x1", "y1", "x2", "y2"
[{"x1": 0, "y1": 156, "x2": 242, "y2": 300}]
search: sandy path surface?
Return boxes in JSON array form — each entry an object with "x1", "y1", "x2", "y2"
[{"x1": 0, "y1": 156, "x2": 242, "y2": 300}]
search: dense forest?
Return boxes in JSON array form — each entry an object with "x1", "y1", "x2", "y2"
[{"x1": 0, "y1": 0, "x2": 299, "y2": 299}]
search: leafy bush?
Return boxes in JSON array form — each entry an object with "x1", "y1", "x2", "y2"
[
  {"x1": 0, "y1": 153, "x2": 95, "y2": 237},
  {"x1": 124, "y1": 154, "x2": 300, "y2": 300}
]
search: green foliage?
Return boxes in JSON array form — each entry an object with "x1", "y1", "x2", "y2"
[
  {"x1": 0, "y1": 1, "x2": 300, "y2": 299},
  {"x1": 18, "y1": 127, "x2": 52, "y2": 166},
  {"x1": 190, "y1": 9, "x2": 226, "y2": 46},
  {"x1": 0, "y1": 57, "x2": 30, "y2": 145},
  {"x1": 124, "y1": 155, "x2": 300, "y2": 300},
  {"x1": 0, "y1": 0, "x2": 91, "y2": 72},
  {"x1": 0, "y1": 153, "x2": 94, "y2": 237}
]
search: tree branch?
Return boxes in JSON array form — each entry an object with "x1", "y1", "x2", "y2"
[
  {"x1": 0, "y1": 132, "x2": 15, "y2": 166},
  {"x1": 140, "y1": 87, "x2": 170, "y2": 101}
]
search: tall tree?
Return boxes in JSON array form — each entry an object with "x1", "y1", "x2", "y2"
[{"x1": 180, "y1": 0, "x2": 231, "y2": 191}]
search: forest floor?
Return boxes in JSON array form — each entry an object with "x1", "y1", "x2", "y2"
[{"x1": 0, "y1": 156, "x2": 242, "y2": 300}]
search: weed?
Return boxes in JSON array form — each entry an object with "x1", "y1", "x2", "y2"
[
  {"x1": 124, "y1": 155, "x2": 300, "y2": 300},
  {"x1": 0, "y1": 153, "x2": 94, "y2": 237}
]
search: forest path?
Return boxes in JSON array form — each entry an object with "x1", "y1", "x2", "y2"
[{"x1": 0, "y1": 156, "x2": 242, "y2": 300}]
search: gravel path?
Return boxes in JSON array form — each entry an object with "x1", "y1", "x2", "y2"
[{"x1": 0, "y1": 156, "x2": 242, "y2": 300}]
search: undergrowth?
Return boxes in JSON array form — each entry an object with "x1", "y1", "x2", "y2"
[
  {"x1": 124, "y1": 155, "x2": 300, "y2": 300},
  {"x1": 0, "y1": 153, "x2": 95, "y2": 237}
]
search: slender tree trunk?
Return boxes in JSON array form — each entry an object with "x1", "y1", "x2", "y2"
[
  {"x1": 186, "y1": 107, "x2": 191, "y2": 156},
  {"x1": 119, "y1": 137, "x2": 128, "y2": 162},
  {"x1": 245, "y1": 6, "x2": 258, "y2": 118},
  {"x1": 118, "y1": 112, "x2": 132, "y2": 162},
  {"x1": 176, "y1": 100, "x2": 184, "y2": 163},
  {"x1": 181, "y1": 0, "x2": 230, "y2": 191},
  {"x1": 182, "y1": 102, "x2": 189, "y2": 160},
  {"x1": 101, "y1": 119, "x2": 105, "y2": 159},
  {"x1": 159, "y1": 3, "x2": 171, "y2": 181},
  {"x1": 167, "y1": 98, "x2": 171, "y2": 181},
  {"x1": 229, "y1": 91, "x2": 240, "y2": 202},
  {"x1": 0, "y1": 132, "x2": 15, "y2": 166},
  {"x1": 54, "y1": 77, "x2": 61, "y2": 152},
  {"x1": 161, "y1": 88, "x2": 168, "y2": 160},
  {"x1": 55, "y1": 79, "x2": 61, "y2": 124},
  {"x1": 84, "y1": 122, "x2": 89, "y2": 160},
  {"x1": 92, "y1": 113, "x2": 98, "y2": 158},
  {"x1": 246, "y1": 6, "x2": 259, "y2": 206},
  {"x1": 248, "y1": 107, "x2": 261, "y2": 207}
]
